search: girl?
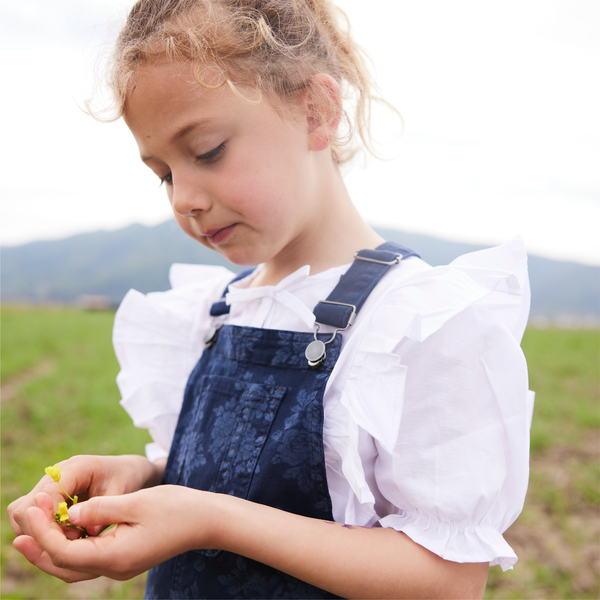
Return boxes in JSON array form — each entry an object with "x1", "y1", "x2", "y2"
[{"x1": 8, "y1": 1, "x2": 533, "y2": 598}]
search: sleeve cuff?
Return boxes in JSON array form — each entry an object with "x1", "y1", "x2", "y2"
[{"x1": 379, "y1": 513, "x2": 518, "y2": 571}]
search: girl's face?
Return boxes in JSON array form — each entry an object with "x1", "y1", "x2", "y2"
[{"x1": 124, "y1": 62, "x2": 325, "y2": 268}]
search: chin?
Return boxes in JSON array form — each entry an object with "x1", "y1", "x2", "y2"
[
  {"x1": 221, "y1": 252, "x2": 261, "y2": 267},
  {"x1": 218, "y1": 245, "x2": 271, "y2": 268}
]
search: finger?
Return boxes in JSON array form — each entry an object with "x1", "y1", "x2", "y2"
[
  {"x1": 67, "y1": 495, "x2": 132, "y2": 529},
  {"x1": 65, "y1": 528, "x2": 82, "y2": 540},
  {"x1": 32, "y1": 492, "x2": 90, "y2": 539},
  {"x1": 27, "y1": 506, "x2": 72, "y2": 556},
  {"x1": 34, "y1": 493, "x2": 55, "y2": 521},
  {"x1": 85, "y1": 524, "x2": 106, "y2": 537},
  {"x1": 27, "y1": 507, "x2": 96, "y2": 572},
  {"x1": 27, "y1": 505, "x2": 121, "y2": 576},
  {"x1": 13, "y1": 535, "x2": 97, "y2": 583},
  {"x1": 7, "y1": 498, "x2": 27, "y2": 536},
  {"x1": 9, "y1": 487, "x2": 73, "y2": 538}
]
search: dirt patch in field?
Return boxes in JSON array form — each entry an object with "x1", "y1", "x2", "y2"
[{"x1": 1, "y1": 358, "x2": 55, "y2": 403}]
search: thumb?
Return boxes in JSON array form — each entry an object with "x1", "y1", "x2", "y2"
[{"x1": 68, "y1": 496, "x2": 131, "y2": 528}]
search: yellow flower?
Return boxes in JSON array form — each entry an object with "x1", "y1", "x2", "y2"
[
  {"x1": 57, "y1": 502, "x2": 69, "y2": 524},
  {"x1": 45, "y1": 464, "x2": 61, "y2": 483},
  {"x1": 43, "y1": 464, "x2": 78, "y2": 504}
]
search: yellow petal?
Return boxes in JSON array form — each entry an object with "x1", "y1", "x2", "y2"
[
  {"x1": 44, "y1": 465, "x2": 61, "y2": 483},
  {"x1": 58, "y1": 502, "x2": 69, "y2": 523}
]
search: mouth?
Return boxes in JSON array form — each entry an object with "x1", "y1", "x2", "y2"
[{"x1": 201, "y1": 224, "x2": 237, "y2": 245}]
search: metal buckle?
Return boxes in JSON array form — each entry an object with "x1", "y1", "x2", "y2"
[
  {"x1": 353, "y1": 251, "x2": 401, "y2": 266},
  {"x1": 305, "y1": 301, "x2": 357, "y2": 368}
]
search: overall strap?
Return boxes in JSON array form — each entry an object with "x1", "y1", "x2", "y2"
[
  {"x1": 208, "y1": 242, "x2": 419, "y2": 322},
  {"x1": 209, "y1": 267, "x2": 257, "y2": 317},
  {"x1": 313, "y1": 242, "x2": 420, "y2": 329}
]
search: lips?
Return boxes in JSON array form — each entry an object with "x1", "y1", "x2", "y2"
[{"x1": 202, "y1": 224, "x2": 236, "y2": 245}]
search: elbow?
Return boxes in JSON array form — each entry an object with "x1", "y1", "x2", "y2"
[{"x1": 439, "y1": 562, "x2": 489, "y2": 600}]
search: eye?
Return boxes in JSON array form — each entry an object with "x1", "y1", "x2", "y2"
[
  {"x1": 159, "y1": 173, "x2": 172, "y2": 186},
  {"x1": 197, "y1": 142, "x2": 226, "y2": 163}
]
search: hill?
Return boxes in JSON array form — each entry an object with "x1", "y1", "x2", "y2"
[{"x1": 2, "y1": 221, "x2": 598, "y2": 318}]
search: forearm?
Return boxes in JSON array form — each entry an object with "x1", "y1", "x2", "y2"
[
  {"x1": 205, "y1": 493, "x2": 488, "y2": 600},
  {"x1": 142, "y1": 457, "x2": 167, "y2": 488},
  {"x1": 17, "y1": 484, "x2": 488, "y2": 592}
]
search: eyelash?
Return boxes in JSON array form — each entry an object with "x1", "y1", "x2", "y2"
[
  {"x1": 159, "y1": 143, "x2": 226, "y2": 186},
  {"x1": 197, "y1": 142, "x2": 226, "y2": 163}
]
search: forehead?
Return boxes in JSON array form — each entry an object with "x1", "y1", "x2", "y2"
[
  {"x1": 122, "y1": 61, "x2": 305, "y2": 162},
  {"x1": 123, "y1": 61, "x2": 291, "y2": 139},
  {"x1": 124, "y1": 62, "x2": 225, "y2": 122}
]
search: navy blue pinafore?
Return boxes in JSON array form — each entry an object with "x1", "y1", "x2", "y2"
[{"x1": 144, "y1": 243, "x2": 419, "y2": 599}]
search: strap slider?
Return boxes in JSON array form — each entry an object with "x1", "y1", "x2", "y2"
[
  {"x1": 353, "y1": 251, "x2": 401, "y2": 266},
  {"x1": 317, "y1": 300, "x2": 356, "y2": 329}
]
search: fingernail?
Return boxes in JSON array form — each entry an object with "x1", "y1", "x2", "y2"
[{"x1": 68, "y1": 504, "x2": 81, "y2": 522}]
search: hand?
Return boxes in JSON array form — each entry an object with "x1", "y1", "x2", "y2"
[
  {"x1": 13, "y1": 486, "x2": 217, "y2": 583},
  {"x1": 8, "y1": 455, "x2": 165, "y2": 538}
]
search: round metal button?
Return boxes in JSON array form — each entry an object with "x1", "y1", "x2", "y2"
[
  {"x1": 307, "y1": 357, "x2": 326, "y2": 369},
  {"x1": 305, "y1": 340, "x2": 326, "y2": 365}
]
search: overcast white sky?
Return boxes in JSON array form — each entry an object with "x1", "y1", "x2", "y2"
[{"x1": 1, "y1": 0, "x2": 599, "y2": 265}]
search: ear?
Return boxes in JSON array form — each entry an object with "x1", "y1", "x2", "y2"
[{"x1": 304, "y1": 74, "x2": 342, "y2": 152}]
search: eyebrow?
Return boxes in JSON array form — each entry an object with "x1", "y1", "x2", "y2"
[
  {"x1": 172, "y1": 119, "x2": 212, "y2": 142},
  {"x1": 140, "y1": 119, "x2": 213, "y2": 162}
]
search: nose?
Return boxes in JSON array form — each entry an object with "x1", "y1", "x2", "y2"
[{"x1": 170, "y1": 170, "x2": 212, "y2": 217}]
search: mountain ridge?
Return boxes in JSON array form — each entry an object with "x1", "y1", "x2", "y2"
[{"x1": 2, "y1": 220, "x2": 598, "y2": 318}]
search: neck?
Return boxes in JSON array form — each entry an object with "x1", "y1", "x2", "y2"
[{"x1": 251, "y1": 157, "x2": 384, "y2": 288}]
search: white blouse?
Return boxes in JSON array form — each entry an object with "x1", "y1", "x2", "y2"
[{"x1": 114, "y1": 236, "x2": 534, "y2": 572}]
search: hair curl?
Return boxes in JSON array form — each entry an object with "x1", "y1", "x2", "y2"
[{"x1": 104, "y1": 0, "x2": 394, "y2": 163}]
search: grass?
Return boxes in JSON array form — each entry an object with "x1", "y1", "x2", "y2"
[
  {"x1": 1, "y1": 307, "x2": 599, "y2": 599},
  {"x1": 484, "y1": 328, "x2": 599, "y2": 600},
  {"x1": 1, "y1": 306, "x2": 151, "y2": 599},
  {"x1": 523, "y1": 329, "x2": 599, "y2": 453}
]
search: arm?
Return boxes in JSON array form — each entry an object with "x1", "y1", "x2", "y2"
[
  {"x1": 18, "y1": 485, "x2": 488, "y2": 599},
  {"x1": 216, "y1": 491, "x2": 489, "y2": 599}
]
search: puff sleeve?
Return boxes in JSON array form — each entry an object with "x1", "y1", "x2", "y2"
[
  {"x1": 113, "y1": 264, "x2": 234, "y2": 462},
  {"x1": 323, "y1": 237, "x2": 533, "y2": 571}
]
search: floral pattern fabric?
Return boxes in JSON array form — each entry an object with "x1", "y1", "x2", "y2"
[{"x1": 145, "y1": 325, "x2": 342, "y2": 599}]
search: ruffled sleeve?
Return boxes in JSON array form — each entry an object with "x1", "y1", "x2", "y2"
[
  {"x1": 323, "y1": 237, "x2": 533, "y2": 570},
  {"x1": 113, "y1": 264, "x2": 235, "y2": 462}
]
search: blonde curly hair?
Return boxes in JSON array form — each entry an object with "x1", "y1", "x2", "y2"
[{"x1": 106, "y1": 0, "x2": 393, "y2": 163}]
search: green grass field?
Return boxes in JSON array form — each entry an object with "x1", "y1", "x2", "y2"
[
  {"x1": 1, "y1": 307, "x2": 151, "y2": 599},
  {"x1": 1, "y1": 306, "x2": 598, "y2": 599}
]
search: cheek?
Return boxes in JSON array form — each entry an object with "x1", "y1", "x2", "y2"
[
  {"x1": 224, "y1": 147, "x2": 295, "y2": 206},
  {"x1": 221, "y1": 169, "x2": 273, "y2": 216}
]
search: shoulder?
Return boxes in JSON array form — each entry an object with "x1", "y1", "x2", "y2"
[
  {"x1": 364, "y1": 236, "x2": 530, "y2": 345},
  {"x1": 327, "y1": 237, "x2": 532, "y2": 451},
  {"x1": 115, "y1": 264, "x2": 234, "y2": 331},
  {"x1": 113, "y1": 263, "x2": 235, "y2": 362}
]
